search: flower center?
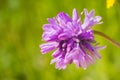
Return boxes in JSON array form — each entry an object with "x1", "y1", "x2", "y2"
[{"x1": 59, "y1": 31, "x2": 94, "y2": 54}]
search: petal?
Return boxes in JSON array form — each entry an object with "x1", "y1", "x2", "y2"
[
  {"x1": 42, "y1": 31, "x2": 58, "y2": 41},
  {"x1": 43, "y1": 23, "x2": 61, "y2": 32},
  {"x1": 73, "y1": 59, "x2": 80, "y2": 68},
  {"x1": 72, "y1": 8, "x2": 79, "y2": 21},
  {"x1": 88, "y1": 9, "x2": 95, "y2": 18},
  {"x1": 94, "y1": 16, "x2": 102, "y2": 23},
  {"x1": 58, "y1": 32, "x2": 71, "y2": 40},
  {"x1": 82, "y1": 42, "x2": 94, "y2": 51},
  {"x1": 66, "y1": 46, "x2": 82, "y2": 61},
  {"x1": 56, "y1": 12, "x2": 72, "y2": 24},
  {"x1": 84, "y1": 8, "x2": 88, "y2": 16},
  {"x1": 78, "y1": 30, "x2": 93, "y2": 40},
  {"x1": 77, "y1": 48, "x2": 88, "y2": 69},
  {"x1": 72, "y1": 22, "x2": 82, "y2": 34},
  {"x1": 52, "y1": 49, "x2": 61, "y2": 57},
  {"x1": 40, "y1": 42, "x2": 58, "y2": 54},
  {"x1": 42, "y1": 24, "x2": 53, "y2": 31},
  {"x1": 90, "y1": 49, "x2": 101, "y2": 59},
  {"x1": 84, "y1": 54, "x2": 94, "y2": 65},
  {"x1": 51, "y1": 57, "x2": 66, "y2": 70},
  {"x1": 82, "y1": 9, "x2": 102, "y2": 30},
  {"x1": 50, "y1": 57, "x2": 59, "y2": 64},
  {"x1": 55, "y1": 59, "x2": 66, "y2": 70},
  {"x1": 94, "y1": 51, "x2": 101, "y2": 59},
  {"x1": 84, "y1": 9, "x2": 94, "y2": 18},
  {"x1": 47, "y1": 18, "x2": 57, "y2": 24},
  {"x1": 79, "y1": 55, "x2": 87, "y2": 70},
  {"x1": 94, "y1": 46, "x2": 106, "y2": 50}
]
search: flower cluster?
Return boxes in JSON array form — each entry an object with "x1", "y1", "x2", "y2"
[{"x1": 40, "y1": 8, "x2": 105, "y2": 70}]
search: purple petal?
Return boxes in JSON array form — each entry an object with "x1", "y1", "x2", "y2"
[
  {"x1": 84, "y1": 9, "x2": 88, "y2": 16},
  {"x1": 84, "y1": 54, "x2": 94, "y2": 65},
  {"x1": 52, "y1": 49, "x2": 61, "y2": 57},
  {"x1": 78, "y1": 31, "x2": 94, "y2": 40},
  {"x1": 47, "y1": 18, "x2": 57, "y2": 24},
  {"x1": 82, "y1": 9, "x2": 102, "y2": 30},
  {"x1": 90, "y1": 49, "x2": 101, "y2": 59},
  {"x1": 50, "y1": 57, "x2": 59, "y2": 64},
  {"x1": 43, "y1": 23, "x2": 61, "y2": 32},
  {"x1": 94, "y1": 52, "x2": 101, "y2": 59},
  {"x1": 82, "y1": 42, "x2": 94, "y2": 51},
  {"x1": 51, "y1": 57, "x2": 66, "y2": 70},
  {"x1": 56, "y1": 12, "x2": 72, "y2": 24},
  {"x1": 55, "y1": 59, "x2": 66, "y2": 70},
  {"x1": 58, "y1": 32, "x2": 71, "y2": 40},
  {"x1": 94, "y1": 16, "x2": 102, "y2": 24},
  {"x1": 73, "y1": 59, "x2": 80, "y2": 68},
  {"x1": 94, "y1": 46, "x2": 106, "y2": 50},
  {"x1": 42, "y1": 31, "x2": 57, "y2": 41},
  {"x1": 40, "y1": 42, "x2": 58, "y2": 54},
  {"x1": 87, "y1": 9, "x2": 95, "y2": 18},
  {"x1": 66, "y1": 46, "x2": 81, "y2": 60},
  {"x1": 42, "y1": 24, "x2": 53, "y2": 31},
  {"x1": 72, "y1": 8, "x2": 79, "y2": 21},
  {"x1": 79, "y1": 55, "x2": 87, "y2": 70}
]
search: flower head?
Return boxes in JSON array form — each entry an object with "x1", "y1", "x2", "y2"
[{"x1": 40, "y1": 8, "x2": 105, "y2": 70}]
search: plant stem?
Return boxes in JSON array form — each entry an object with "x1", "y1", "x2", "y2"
[{"x1": 93, "y1": 30, "x2": 120, "y2": 48}]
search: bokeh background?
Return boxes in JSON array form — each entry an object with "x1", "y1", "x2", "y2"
[{"x1": 0, "y1": 0, "x2": 120, "y2": 80}]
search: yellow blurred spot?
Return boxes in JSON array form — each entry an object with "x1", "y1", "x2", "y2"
[{"x1": 107, "y1": 0, "x2": 116, "y2": 8}]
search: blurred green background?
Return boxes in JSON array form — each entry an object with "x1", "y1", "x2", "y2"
[{"x1": 0, "y1": 0, "x2": 120, "y2": 80}]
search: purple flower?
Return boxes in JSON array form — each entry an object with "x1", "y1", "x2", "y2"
[{"x1": 40, "y1": 8, "x2": 105, "y2": 70}]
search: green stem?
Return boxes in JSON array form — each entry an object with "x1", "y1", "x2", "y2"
[{"x1": 93, "y1": 30, "x2": 120, "y2": 48}]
